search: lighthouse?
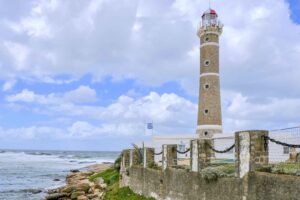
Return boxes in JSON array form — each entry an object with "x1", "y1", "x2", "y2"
[{"x1": 196, "y1": 8, "x2": 223, "y2": 138}]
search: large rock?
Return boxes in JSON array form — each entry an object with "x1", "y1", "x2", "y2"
[
  {"x1": 45, "y1": 193, "x2": 68, "y2": 200},
  {"x1": 77, "y1": 195, "x2": 88, "y2": 200},
  {"x1": 70, "y1": 191, "x2": 85, "y2": 199},
  {"x1": 94, "y1": 177, "x2": 104, "y2": 185},
  {"x1": 75, "y1": 183, "x2": 90, "y2": 193}
]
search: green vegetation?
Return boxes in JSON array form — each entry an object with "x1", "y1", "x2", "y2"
[
  {"x1": 200, "y1": 163, "x2": 235, "y2": 182},
  {"x1": 257, "y1": 163, "x2": 300, "y2": 176},
  {"x1": 89, "y1": 155, "x2": 154, "y2": 200},
  {"x1": 89, "y1": 168, "x2": 119, "y2": 185},
  {"x1": 105, "y1": 184, "x2": 155, "y2": 200}
]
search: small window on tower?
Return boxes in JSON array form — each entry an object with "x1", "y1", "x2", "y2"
[
  {"x1": 205, "y1": 37, "x2": 210, "y2": 42},
  {"x1": 204, "y1": 131, "x2": 208, "y2": 136},
  {"x1": 204, "y1": 109, "x2": 209, "y2": 114},
  {"x1": 204, "y1": 60, "x2": 210, "y2": 66},
  {"x1": 204, "y1": 84, "x2": 210, "y2": 89}
]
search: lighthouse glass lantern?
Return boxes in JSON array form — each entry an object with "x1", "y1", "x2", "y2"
[{"x1": 202, "y1": 9, "x2": 218, "y2": 27}]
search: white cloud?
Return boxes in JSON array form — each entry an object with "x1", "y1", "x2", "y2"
[
  {"x1": 6, "y1": 85, "x2": 98, "y2": 105},
  {"x1": 0, "y1": 0, "x2": 300, "y2": 145},
  {"x1": 2, "y1": 88, "x2": 300, "y2": 140},
  {"x1": 0, "y1": 0, "x2": 298, "y2": 100},
  {"x1": 2, "y1": 79, "x2": 16, "y2": 91},
  {"x1": 64, "y1": 85, "x2": 97, "y2": 103},
  {"x1": 4, "y1": 91, "x2": 197, "y2": 137}
]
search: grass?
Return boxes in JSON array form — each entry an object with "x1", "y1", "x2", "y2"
[
  {"x1": 89, "y1": 168, "x2": 119, "y2": 185},
  {"x1": 89, "y1": 167, "x2": 154, "y2": 200},
  {"x1": 257, "y1": 163, "x2": 300, "y2": 176},
  {"x1": 105, "y1": 184, "x2": 155, "y2": 200}
]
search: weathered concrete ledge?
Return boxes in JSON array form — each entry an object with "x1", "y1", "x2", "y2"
[{"x1": 122, "y1": 166, "x2": 300, "y2": 200}]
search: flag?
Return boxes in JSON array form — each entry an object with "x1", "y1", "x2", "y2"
[{"x1": 147, "y1": 123, "x2": 153, "y2": 130}]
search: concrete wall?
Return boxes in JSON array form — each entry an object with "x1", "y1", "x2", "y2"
[{"x1": 122, "y1": 166, "x2": 300, "y2": 200}]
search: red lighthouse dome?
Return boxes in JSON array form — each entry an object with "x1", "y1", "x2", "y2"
[{"x1": 202, "y1": 8, "x2": 218, "y2": 17}]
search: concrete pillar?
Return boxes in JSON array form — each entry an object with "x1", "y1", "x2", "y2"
[
  {"x1": 123, "y1": 149, "x2": 130, "y2": 167},
  {"x1": 120, "y1": 152, "x2": 126, "y2": 173},
  {"x1": 129, "y1": 149, "x2": 140, "y2": 167},
  {"x1": 190, "y1": 140, "x2": 199, "y2": 172},
  {"x1": 129, "y1": 149, "x2": 133, "y2": 167},
  {"x1": 199, "y1": 139, "x2": 212, "y2": 169},
  {"x1": 143, "y1": 148, "x2": 154, "y2": 168},
  {"x1": 162, "y1": 144, "x2": 177, "y2": 170},
  {"x1": 235, "y1": 130, "x2": 269, "y2": 178}
]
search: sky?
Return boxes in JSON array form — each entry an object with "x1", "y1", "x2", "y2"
[{"x1": 0, "y1": 0, "x2": 300, "y2": 151}]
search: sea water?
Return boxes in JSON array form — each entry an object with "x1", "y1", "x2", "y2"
[{"x1": 0, "y1": 150, "x2": 119, "y2": 200}]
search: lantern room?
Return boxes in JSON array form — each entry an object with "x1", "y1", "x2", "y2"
[{"x1": 201, "y1": 8, "x2": 219, "y2": 27}]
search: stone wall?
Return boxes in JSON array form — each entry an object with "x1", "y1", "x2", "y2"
[{"x1": 122, "y1": 167, "x2": 300, "y2": 200}]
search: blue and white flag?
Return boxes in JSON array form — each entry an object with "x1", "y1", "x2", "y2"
[{"x1": 147, "y1": 123, "x2": 153, "y2": 130}]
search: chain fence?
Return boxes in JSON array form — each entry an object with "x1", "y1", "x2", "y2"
[
  {"x1": 268, "y1": 126, "x2": 300, "y2": 163},
  {"x1": 210, "y1": 136, "x2": 235, "y2": 165}
]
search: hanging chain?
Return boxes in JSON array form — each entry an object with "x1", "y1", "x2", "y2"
[
  {"x1": 176, "y1": 148, "x2": 190, "y2": 154},
  {"x1": 207, "y1": 142, "x2": 235, "y2": 153},
  {"x1": 264, "y1": 136, "x2": 300, "y2": 148},
  {"x1": 154, "y1": 151, "x2": 163, "y2": 155}
]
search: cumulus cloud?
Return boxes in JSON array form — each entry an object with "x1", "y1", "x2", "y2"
[
  {"x1": 2, "y1": 88, "x2": 300, "y2": 140},
  {"x1": 3, "y1": 91, "x2": 197, "y2": 138},
  {"x1": 0, "y1": 0, "x2": 298, "y2": 97},
  {"x1": 6, "y1": 85, "x2": 97, "y2": 104},
  {"x1": 0, "y1": 0, "x2": 300, "y2": 147},
  {"x1": 2, "y1": 79, "x2": 16, "y2": 91}
]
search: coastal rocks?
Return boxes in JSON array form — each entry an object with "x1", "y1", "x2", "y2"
[
  {"x1": 46, "y1": 193, "x2": 68, "y2": 200},
  {"x1": 70, "y1": 169, "x2": 80, "y2": 173},
  {"x1": 70, "y1": 191, "x2": 85, "y2": 199},
  {"x1": 45, "y1": 164, "x2": 112, "y2": 200}
]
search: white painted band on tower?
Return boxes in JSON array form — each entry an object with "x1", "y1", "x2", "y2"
[
  {"x1": 200, "y1": 73, "x2": 219, "y2": 78},
  {"x1": 200, "y1": 42, "x2": 219, "y2": 48},
  {"x1": 197, "y1": 125, "x2": 222, "y2": 130}
]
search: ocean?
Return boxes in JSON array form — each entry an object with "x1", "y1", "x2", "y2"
[{"x1": 0, "y1": 149, "x2": 119, "y2": 200}]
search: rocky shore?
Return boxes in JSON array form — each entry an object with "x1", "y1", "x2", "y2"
[{"x1": 45, "y1": 163, "x2": 113, "y2": 200}]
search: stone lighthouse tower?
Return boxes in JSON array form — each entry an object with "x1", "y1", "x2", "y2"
[{"x1": 196, "y1": 8, "x2": 223, "y2": 138}]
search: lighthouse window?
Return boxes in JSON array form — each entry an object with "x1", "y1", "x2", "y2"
[
  {"x1": 204, "y1": 109, "x2": 209, "y2": 114},
  {"x1": 204, "y1": 131, "x2": 208, "y2": 136},
  {"x1": 205, "y1": 37, "x2": 210, "y2": 42},
  {"x1": 204, "y1": 60, "x2": 210, "y2": 66},
  {"x1": 204, "y1": 84, "x2": 210, "y2": 89}
]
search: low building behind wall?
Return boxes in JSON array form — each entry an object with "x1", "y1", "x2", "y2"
[{"x1": 122, "y1": 166, "x2": 300, "y2": 200}]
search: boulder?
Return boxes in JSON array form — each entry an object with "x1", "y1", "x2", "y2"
[
  {"x1": 70, "y1": 191, "x2": 85, "y2": 199},
  {"x1": 77, "y1": 195, "x2": 88, "y2": 200},
  {"x1": 70, "y1": 169, "x2": 80, "y2": 173},
  {"x1": 45, "y1": 193, "x2": 68, "y2": 200},
  {"x1": 94, "y1": 177, "x2": 104, "y2": 185},
  {"x1": 75, "y1": 183, "x2": 90, "y2": 193},
  {"x1": 61, "y1": 185, "x2": 76, "y2": 193}
]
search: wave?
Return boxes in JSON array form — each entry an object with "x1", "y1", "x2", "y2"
[
  {"x1": 25, "y1": 152, "x2": 52, "y2": 156},
  {"x1": 2, "y1": 188, "x2": 45, "y2": 194},
  {"x1": 78, "y1": 161, "x2": 96, "y2": 164}
]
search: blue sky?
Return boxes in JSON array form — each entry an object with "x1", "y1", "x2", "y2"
[{"x1": 0, "y1": 0, "x2": 300, "y2": 151}]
